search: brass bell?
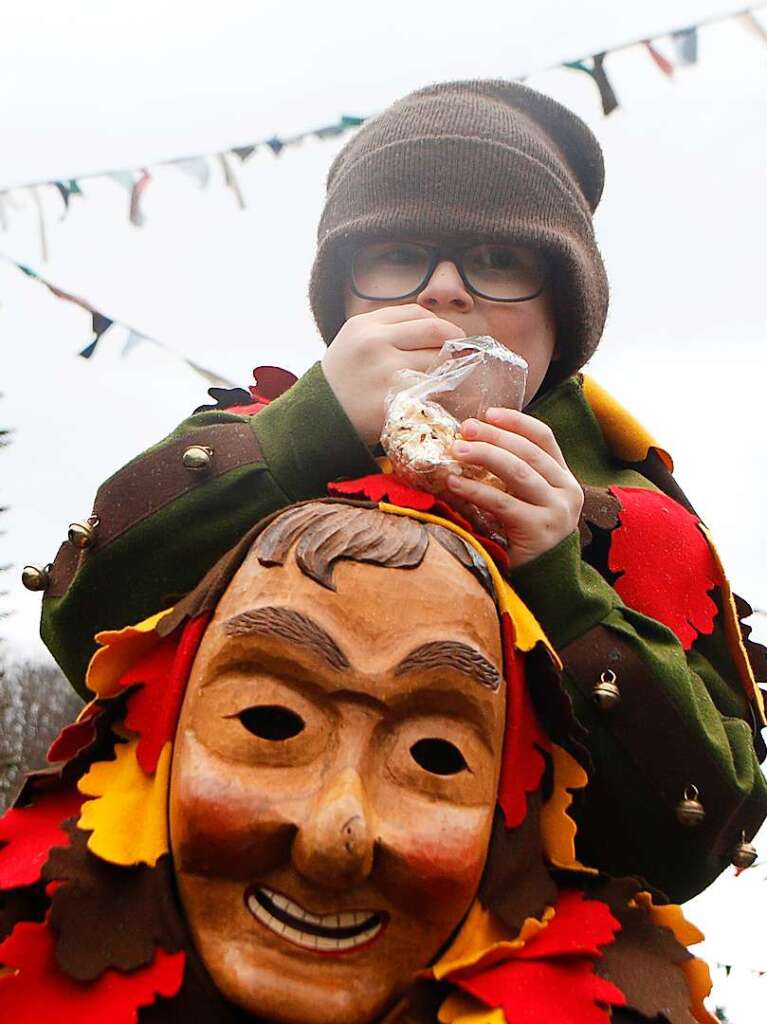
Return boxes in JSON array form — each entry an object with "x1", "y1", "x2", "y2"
[
  {"x1": 68, "y1": 517, "x2": 98, "y2": 550},
  {"x1": 592, "y1": 669, "x2": 621, "y2": 711},
  {"x1": 732, "y1": 832, "x2": 758, "y2": 870},
  {"x1": 21, "y1": 563, "x2": 51, "y2": 592},
  {"x1": 182, "y1": 445, "x2": 213, "y2": 472},
  {"x1": 676, "y1": 784, "x2": 705, "y2": 827}
]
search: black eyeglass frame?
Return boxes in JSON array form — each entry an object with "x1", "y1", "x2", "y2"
[{"x1": 348, "y1": 241, "x2": 548, "y2": 304}]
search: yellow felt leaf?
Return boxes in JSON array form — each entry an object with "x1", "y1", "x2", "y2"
[
  {"x1": 432, "y1": 900, "x2": 553, "y2": 980},
  {"x1": 77, "y1": 738, "x2": 171, "y2": 866},
  {"x1": 439, "y1": 992, "x2": 507, "y2": 1024},
  {"x1": 582, "y1": 375, "x2": 673, "y2": 471},
  {"x1": 540, "y1": 743, "x2": 596, "y2": 874},
  {"x1": 378, "y1": 503, "x2": 559, "y2": 663},
  {"x1": 699, "y1": 525, "x2": 766, "y2": 726},
  {"x1": 86, "y1": 608, "x2": 173, "y2": 699}
]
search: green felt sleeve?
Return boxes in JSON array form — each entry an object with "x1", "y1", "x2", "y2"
[{"x1": 508, "y1": 532, "x2": 767, "y2": 901}]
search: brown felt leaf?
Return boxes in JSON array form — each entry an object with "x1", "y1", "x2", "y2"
[
  {"x1": 578, "y1": 486, "x2": 621, "y2": 550},
  {"x1": 586, "y1": 878, "x2": 695, "y2": 1024},
  {"x1": 478, "y1": 797, "x2": 558, "y2": 934},
  {"x1": 43, "y1": 824, "x2": 185, "y2": 981},
  {"x1": 734, "y1": 592, "x2": 767, "y2": 682}
]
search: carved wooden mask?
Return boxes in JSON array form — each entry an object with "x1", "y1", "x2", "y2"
[{"x1": 169, "y1": 527, "x2": 506, "y2": 1024}]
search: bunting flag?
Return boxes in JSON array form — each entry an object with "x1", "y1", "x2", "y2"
[
  {"x1": 1, "y1": 4, "x2": 764, "y2": 242},
  {"x1": 3, "y1": 255, "x2": 234, "y2": 386}
]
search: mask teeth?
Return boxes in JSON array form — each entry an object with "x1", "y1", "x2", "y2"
[{"x1": 247, "y1": 890, "x2": 383, "y2": 951}]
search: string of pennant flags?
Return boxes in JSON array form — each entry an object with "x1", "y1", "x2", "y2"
[
  {"x1": 0, "y1": 3, "x2": 766, "y2": 385},
  {"x1": 3, "y1": 256, "x2": 235, "y2": 387}
]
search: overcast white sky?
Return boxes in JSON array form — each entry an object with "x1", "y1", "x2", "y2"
[{"x1": 1, "y1": 0, "x2": 766, "y2": 1014}]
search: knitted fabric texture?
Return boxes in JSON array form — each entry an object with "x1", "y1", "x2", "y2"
[{"x1": 309, "y1": 79, "x2": 610, "y2": 387}]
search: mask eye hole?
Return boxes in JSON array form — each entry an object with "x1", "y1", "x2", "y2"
[
  {"x1": 238, "y1": 705, "x2": 305, "y2": 741},
  {"x1": 410, "y1": 737, "x2": 468, "y2": 776}
]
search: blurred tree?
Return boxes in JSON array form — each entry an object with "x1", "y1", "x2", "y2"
[{"x1": 0, "y1": 659, "x2": 83, "y2": 811}]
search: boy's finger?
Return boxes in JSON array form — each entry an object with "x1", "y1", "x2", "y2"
[
  {"x1": 484, "y1": 407, "x2": 568, "y2": 469},
  {"x1": 387, "y1": 318, "x2": 467, "y2": 351},
  {"x1": 452, "y1": 440, "x2": 550, "y2": 506},
  {"x1": 460, "y1": 419, "x2": 569, "y2": 488}
]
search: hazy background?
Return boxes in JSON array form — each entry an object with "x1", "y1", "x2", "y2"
[{"x1": 1, "y1": 1, "x2": 766, "y2": 1018}]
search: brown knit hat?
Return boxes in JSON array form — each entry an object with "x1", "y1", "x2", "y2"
[{"x1": 309, "y1": 79, "x2": 609, "y2": 388}]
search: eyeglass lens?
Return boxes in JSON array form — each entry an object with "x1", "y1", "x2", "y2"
[{"x1": 351, "y1": 242, "x2": 545, "y2": 301}]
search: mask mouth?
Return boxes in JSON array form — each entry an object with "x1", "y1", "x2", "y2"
[{"x1": 245, "y1": 885, "x2": 387, "y2": 953}]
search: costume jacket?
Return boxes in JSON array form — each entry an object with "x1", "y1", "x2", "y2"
[{"x1": 39, "y1": 363, "x2": 767, "y2": 902}]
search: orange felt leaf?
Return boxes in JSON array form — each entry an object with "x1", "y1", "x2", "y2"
[
  {"x1": 581, "y1": 375, "x2": 673, "y2": 471},
  {"x1": 497, "y1": 614, "x2": 549, "y2": 829},
  {"x1": 77, "y1": 740, "x2": 171, "y2": 867},
  {"x1": 608, "y1": 487, "x2": 719, "y2": 650},
  {"x1": 86, "y1": 610, "x2": 171, "y2": 700},
  {"x1": 439, "y1": 992, "x2": 507, "y2": 1024},
  {"x1": 0, "y1": 919, "x2": 185, "y2": 1023},
  {"x1": 432, "y1": 901, "x2": 552, "y2": 980},
  {"x1": 540, "y1": 743, "x2": 596, "y2": 874},
  {"x1": 117, "y1": 613, "x2": 210, "y2": 775},
  {"x1": 0, "y1": 788, "x2": 83, "y2": 889},
  {"x1": 633, "y1": 892, "x2": 716, "y2": 1024}
]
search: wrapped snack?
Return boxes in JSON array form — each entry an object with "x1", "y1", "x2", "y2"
[{"x1": 380, "y1": 337, "x2": 528, "y2": 541}]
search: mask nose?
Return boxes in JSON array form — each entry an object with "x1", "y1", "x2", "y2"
[
  {"x1": 291, "y1": 767, "x2": 375, "y2": 890},
  {"x1": 418, "y1": 259, "x2": 473, "y2": 312}
]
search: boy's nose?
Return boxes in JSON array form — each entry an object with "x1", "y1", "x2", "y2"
[
  {"x1": 417, "y1": 259, "x2": 473, "y2": 312},
  {"x1": 291, "y1": 767, "x2": 375, "y2": 890}
]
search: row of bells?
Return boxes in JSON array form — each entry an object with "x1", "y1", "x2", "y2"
[
  {"x1": 19, "y1": 454, "x2": 759, "y2": 871},
  {"x1": 21, "y1": 445, "x2": 215, "y2": 593},
  {"x1": 591, "y1": 669, "x2": 758, "y2": 868}
]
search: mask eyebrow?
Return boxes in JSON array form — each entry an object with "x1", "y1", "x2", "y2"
[
  {"x1": 223, "y1": 606, "x2": 350, "y2": 672},
  {"x1": 395, "y1": 641, "x2": 501, "y2": 692}
]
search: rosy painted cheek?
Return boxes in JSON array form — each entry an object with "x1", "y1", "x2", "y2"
[
  {"x1": 172, "y1": 773, "x2": 294, "y2": 881},
  {"x1": 377, "y1": 821, "x2": 489, "y2": 917}
]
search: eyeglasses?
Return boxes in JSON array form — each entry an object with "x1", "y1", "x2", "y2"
[{"x1": 349, "y1": 240, "x2": 547, "y2": 303}]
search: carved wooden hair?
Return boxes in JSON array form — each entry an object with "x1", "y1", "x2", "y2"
[{"x1": 255, "y1": 502, "x2": 495, "y2": 597}]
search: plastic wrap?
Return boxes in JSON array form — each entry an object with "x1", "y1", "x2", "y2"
[{"x1": 380, "y1": 336, "x2": 528, "y2": 541}]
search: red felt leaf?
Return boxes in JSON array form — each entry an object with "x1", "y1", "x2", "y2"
[
  {"x1": 496, "y1": 614, "x2": 549, "y2": 828},
  {"x1": 0, "y1": 920, "x2": 185, "y2": 1023},
  {"x1": 47, "y1": 704, "x2": 101, "y2": 763},
  {"x1": 457, "y1": 957, "x2": 625, "y2": 1024},
  {"x1": 453, "y1": 891, "x2": 624, "y2": 1024},
  {"x1": 608, "y1": 487, "x2": 720, "y2": 650},
  {"x1": 225, "y1": 400, "x2": 268, "y2": 416},
  {"x1": 0, "y1": 789, "x2": 83, "y2": 890},
  {"x1": 117, "y1": 613, "x2": 211, "y2": 775},
  {"x1": 249, "y1": 365, "x2": 298, "y2": 401},
  {"x1": 513, "y1": 892, "x2": 622, "y2": 960},
  {"x1": 328, "y1": 473, "x2": 438, "y2": 510}
]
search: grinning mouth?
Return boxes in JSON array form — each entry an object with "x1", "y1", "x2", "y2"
[{"x1": 245, "y1": 886, "x2": 386, "y2": 953}]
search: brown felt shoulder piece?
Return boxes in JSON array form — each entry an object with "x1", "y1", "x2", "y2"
[
  {"x1": 578, "y1": 485, "x2": 621, "y2": 550},
  {"x1": 47, "y1": 421, "x2": 264, "y2": 599}
]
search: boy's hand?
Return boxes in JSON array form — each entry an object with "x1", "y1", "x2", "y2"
[
  {"x1": 322, "y1": 305, "x2": 466, "y2": 444},
  {"x1": 447, "y1": 408, "x2": 584, "y2": 571}
]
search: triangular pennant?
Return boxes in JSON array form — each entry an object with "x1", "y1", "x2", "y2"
[
  {"x1": 671, "y1": 27, "x2": 698, "y2": 65},
  {"x1": 217, "y1": 153, "x2": 246, "y2": 209},
  {"x1": 231, "y1": 145, "x2": 256, "y2": 161},
  {"x1": 169, "y1": 156, "x2": 210, "y2": 188},
  {"x1": 643, "y1": 40, "x2": 674, "y2": 78},
  {"x1": 738, "y1": 12, "x2": 767, "y2": 47},
  {"x1": 565, "y1": 53, "x2": 619, "y2": 115},
  {"x1": 121, "y1": 330, "x2": 147, "y2": 356},
  {"x1": 265, "y1": 136, "x2": 284, "y2": 155},
  {"x1": 129, "y1": 169, "x2": 151, "y2": 227}
]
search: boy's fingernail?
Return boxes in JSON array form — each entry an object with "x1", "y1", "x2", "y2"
[
  {"x1": 486, "y1": 407, "x2": 502, "y2": 419},
  {"x1": 461, "y1": 419, "x2": 480, "y2": 437},
  {"x1": 447, "y1": 474, "x2": 464, "y2": 491},
  {"x1": 453, "y1": 441, "x2": 471, "y2": 455}
]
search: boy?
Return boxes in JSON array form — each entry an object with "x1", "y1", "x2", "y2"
[{"x1": 30, "y1": 80, "x2": 767, "y2": 902}]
